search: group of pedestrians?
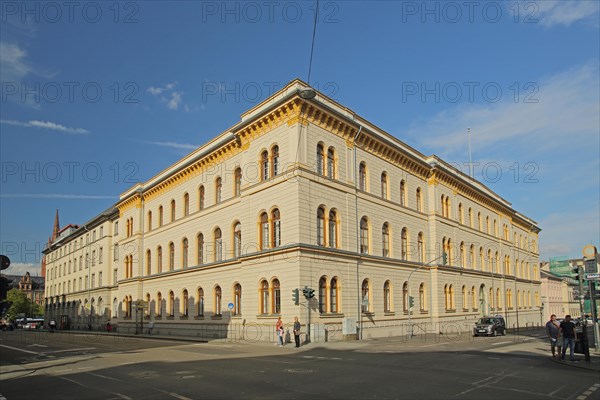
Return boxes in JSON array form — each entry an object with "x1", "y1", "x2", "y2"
[
  {"x1": 546, "y1": 314, "x2": 577, "y2": 362},
  {"x1": 275, "y1": 316, "x2": 302, "y2": 348}
]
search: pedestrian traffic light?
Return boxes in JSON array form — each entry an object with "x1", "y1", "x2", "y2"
[
  {"x1": 442, "y1": 252, "x2": 447, "y2": 265},
  {"x1": 308, "y1": 288, "x2": 315, "y2": 299},
  {"x1": 292, "y1": 288, "x2": 299, "y2": 305},
  {"x1": 572, "y1": 266, "x2": 581, "y2": 281},
  {"x1": 408, "y1": 296, "x2": 414, "y2": 308}
]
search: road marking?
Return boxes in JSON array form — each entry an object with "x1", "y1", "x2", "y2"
[
  {"x1": 86, "y1": 371, "x2": 122, "y2": 381},
  {"x1": 491, "y1": 341, "x2": 512, "y2": 345},
  {"x1": 44, "y1": 347, "x2": 96, "y2": 354},
  {"x1": 54, "y1": 369, "x2": 73, "y2": 373},
  {"x1": 58, "y1": 375, "x2": 90, "y2": 388},
  {"x1": 157, "y1": 390, "x2": 193, "y2": 400},
  {"x1": 457, "y1": 371, "x2": 516, "y2": 396},
  {"x1": 29, "y1": 344, "x2": 48, "y2": 348},
  {"x1": 0, "y1": 344, "x2": 40, "y2": 355}
]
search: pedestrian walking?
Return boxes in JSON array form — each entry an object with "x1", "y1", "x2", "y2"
[
  {"x1": 293, "y1": 316, "x2": 301, "y2": 348},
  {"x1": 545, "y1": 314, "x2": 561, "y2": 358},
  {"x1": 559, "y1": 315, "x2": 577, "y2": 361},
  {"x1": 276, "y1": 317, "x2": 284, "y2": 346}
]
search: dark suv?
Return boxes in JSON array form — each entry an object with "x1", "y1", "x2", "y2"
[{"x1": 473, "y1": 315, "x2": 506, "y2": 336}]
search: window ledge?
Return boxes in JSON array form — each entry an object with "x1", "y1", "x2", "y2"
[
  {"x1": 319, "y1": 313, "x2": 345, "y2": 319},
  {"x1": 419, "y1": 310, "x2": 428, "y2": 314},
  {"x1": 194, "y1": 316, "x2": 205, "y2": 320},
  {"x1": 362, "y1": 312, "x2": 375, "y2": 317},
  {"x1": 256, "y1": 314, "x2": 280, "y2": 319},
  {"x1": 384, "y1": 312, "x2": 395, "y2": 316},
  {"x1": 211, "y1": 315, "x2": 223, "y2": 320}
]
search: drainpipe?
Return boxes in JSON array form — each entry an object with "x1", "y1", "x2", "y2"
[{"x1": 353, "y1": 125, "x2": 363, "y2": 339}]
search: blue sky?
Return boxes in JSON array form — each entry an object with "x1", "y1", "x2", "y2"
[{"x1": 1, "y1": 1, "x2": 599, "y2": 276}]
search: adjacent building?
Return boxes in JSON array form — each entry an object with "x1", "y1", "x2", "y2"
[{"x1": 43, "y1": 79, "x2": 542, "y2": 341}]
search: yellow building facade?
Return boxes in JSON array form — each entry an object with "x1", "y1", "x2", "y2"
[{"x1": 44, "y1": 79, "x2": 541, "y2": 341}]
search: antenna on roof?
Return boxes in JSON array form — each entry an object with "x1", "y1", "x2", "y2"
[
  {"x1": 467, "y1": 127, "x2": 473, "y2": 178},
  {"x1": 300, "y1": 0, "x2": 319, "y2": 100}
]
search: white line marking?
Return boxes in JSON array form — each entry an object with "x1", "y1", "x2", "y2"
[
  {"x1": 58, "y1": 375, "x2": 89, "y2": 388},
  {"x1": 0, "y1": 344, "x2": 40, "y2": 355},
  {"x1": 86, "y1": 371, "x2": 122, "y2": 381},
  {"x1": 44, "y1": 347, "x2": 96, "y2": 354},
  {"x1": 491, "y1": 341, "x2": 512, "y2": 345},
  {"x1": 157, "y1": 390, "x2": 193, "y2": 400}
]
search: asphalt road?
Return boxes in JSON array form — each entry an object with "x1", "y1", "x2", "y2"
[{"x1": 1, "y1": 330, "x2": 598, "y2": 400}]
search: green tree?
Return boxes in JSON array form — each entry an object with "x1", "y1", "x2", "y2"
[{"x1": 3, "y1": 288, "x2": 43, "y2": 321}]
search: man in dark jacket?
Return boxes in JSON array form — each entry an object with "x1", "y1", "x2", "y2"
[{"x1": 559, "y1": 315, "x2": 576, "y2": 361}]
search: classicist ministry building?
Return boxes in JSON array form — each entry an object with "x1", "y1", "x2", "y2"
[{"x1": 43, "y1": 79, "x2": 541, "y2": 340}]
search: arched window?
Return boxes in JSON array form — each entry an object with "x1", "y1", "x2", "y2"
[
  {"x1": 156, "y1": 292, "x2": 162, "y2": 317},
  {"x1": 471, "y1": 286, "x2": 477, "y2": 311},
  {"x1": 261, "y1": 151, "x2": 269, "y2": 181},
  {"x1": 470, "y1": 244, "x2": 475, "y2": 269},
  {"x1": 214, "y1": 228, "x2": 222, "y2": 262},
  {"x1": 260, "y1": 280, "x2": 269, "y2": 314},
  {"x1": 169, "y1": 291, "x2": 175, "y2": 316},
  {"x1": 327, "y1": 147, "x2": 335, "y2": 179},
  {"x1": 183, "y1": 193, "x2": 189, "y2": 216},
  {"x1": 169, "y1": 242, "x2": 175, "y2": 271},
  {"x1": 272, "y1": 279, "x2": 281, "y2": 314},
  {"x1": 260, "y1": 212, "x2": 269, "y2": 250},
  {"x1": 182, "y1": 289, "x2": 189, "y2": 317},
  {"x1": 197, "y1": 233, "x2": 204, "y2": 265},
  {"x1": 157, "y1": 246, "x2": 163, "y2": 273},
  {"x1": 384, "y1": 281, "x2": 392, "y2": 312},
  {"x1": 401, "y1": 228, "x2": 408, "y2": 260},
  {"x1": 419, "y1": 283, "x2": 427, "y2": 311},
  {"x1": 328, "y1": 210, "x2": 338, "y2": 248},
  {"x1": 198, "y1": 186, "x2": 205, "y2": 210},
  {"x1": 458, "y1": 203, "x2": 463, "y2": 224},
  {"x1": 197, "y1": 288, "x2": 204, "y2": 316},
  {"x1": 330, "y1": 277, "x2": 339, "y2": 313},
  {"x1": 319, "y1": 277, "x2": 327, "y2": 313},
  {"x1": 272, "y1": 209, "x2": 281, "y2": 248},
  {"x1": 147, "y1": 211, "x2": 152, "y2": 231},
  {"x1": 215, "y1": 177, "x2": 222, "y2": 204},
  {"x1": 361, "y1": 279, "x2": 370, "y2": 313},
  {"x1": 182, "y1": 238, "x2": 188, "y2": 269},
  {"x1": 233, "y1": 283, "x2": 242, "y2": 316},
  {"x1": 158, "y1": 206, "x2": 163, "y2": 227},
  {"x1": 400, "y1": 180, "x2": 406, "y2": 206},
  {"x1": 146, "y1": 250, "x2": 151, "y2": 275},
  {"x1": 416, "y1": 188, "x2": 422, "y2": 212},
  {"x1": 317, "y1": 207, "x2": 326, "y2": 246},
  {"x1": 469, "y1": 208, "x2": 473, "y2": 228},
  {"x1": 462, "y1": 286, "x2": 467, "y2": 310},
  {"x1": 360, "y1": 217, "x2": 369, "y2": 254},
  {"x1": 271, "y1": 145, "x2": 279, "y2": 177},
  {"x1": 170, "y1": 200, "x2": 176, "y2": 222},
  {"x1": 233, "y1": 222, "x2": 242, "y2": 258},
  {"x1": 417, "y1": 232, "x2": 424, "y2": 263},
  {"x1": 477, "y1": 212, "x2": 482, "y2": 231},
  {"x1": 496, "y1": 288, "x2": 502, "y2": 310},
  {"x1": 460, "y1": 242, "x2": 465, "y2": 268},
  {"x1": 234, "y1": 168, "x2": 242, "y2": 196},
  {"x1": 359, "y1": 162, "x2": 367, "y2": 191},
  {"x1": 382, "y1": 223, "x2": 390, "y2": 257},
  {"x1": 214, "y1": 286, "x2": 222, "y2": 316},
  {"x1": 381, "y1": 172, "x2": 388, "y2": 199},
  {"x1": 316, "y1": 144, "x2": 324, "y2": 175}
]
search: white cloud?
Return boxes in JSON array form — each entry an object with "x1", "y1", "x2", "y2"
[
  {"x1": 143, "y1": 141, "x2": 198, "y2": 150},
  {"x1": 3, "y1": 262, "x2": 42, "y2": 277},
  {"x1": 0, "y1": 194, "x2": 116, "y2": 200},
  {"x1": 412, "y1": 62, "x2": 599, "y2": 155},
  {"x1": 538, "y1": 209, "x2": 600, "y2": 260},
  {"x1": 0, "y1": 42, "x2": 34, "y2": 82},
  {"x1": 167, "y1": 92, "x2": 183, "y2": 110},
  {"x1": 0, "y1": 119, "x2": 90, "y2": 134},
  {"x1": 525, "y1": 0, "x2": 600, "y2": 27},
  {"x1": 147, "y1": 82, "x2": 188, "y2": 111}
]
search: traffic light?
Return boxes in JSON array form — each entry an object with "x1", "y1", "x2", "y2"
[
  {"x1": 442, "y1": 252, "x2": 447, "y2": 265},
  {"x1": 572, "y1": 266, "x2": 581, "y2": 281},
  {"x1": 292, "y1": 288, "x2": 299, "y2": 305},
  {"x1": 0, "y1": 255, "x2": 10, "y2": 271},
  {"x1": 308, "y1": 288, "x2": 315, "y2": 299},
  {"x1": 408, "y1": 296, "x2": 414, "y2": 308},
  {"x1": 302, "y1": 287, "x2": 309, "y2": 299}
]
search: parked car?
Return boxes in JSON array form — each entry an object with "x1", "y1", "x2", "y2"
[{"x1": 473, "y1": 315, "x2": 506, "y2": 336}]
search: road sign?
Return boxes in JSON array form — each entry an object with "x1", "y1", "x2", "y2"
[
  {"x1": 585, "y1": 273, "x2": 600, "y2": 280},
  {"x1": 584, "y1": 258, "x2": 598, "y2": 274}
]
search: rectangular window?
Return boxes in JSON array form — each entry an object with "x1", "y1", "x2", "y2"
[
  {"x1": 99, "y1": 247, "x2": 103, "y2": 264},
  {"x1": 100, "y1": 226, "x2": 103, "y2": 238},
  {"x1": 114, "y1": 244, "x2": 119, "y2": 261},
  {"x1": 91, "y1": 273, "x2": 95, "y2": 288},
  {"x1": 99, "y1": 271, "x2": 103, "y2": 286},
  {"x1": 113, "y1": 269, "x2": 118, "y2": 285}
]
